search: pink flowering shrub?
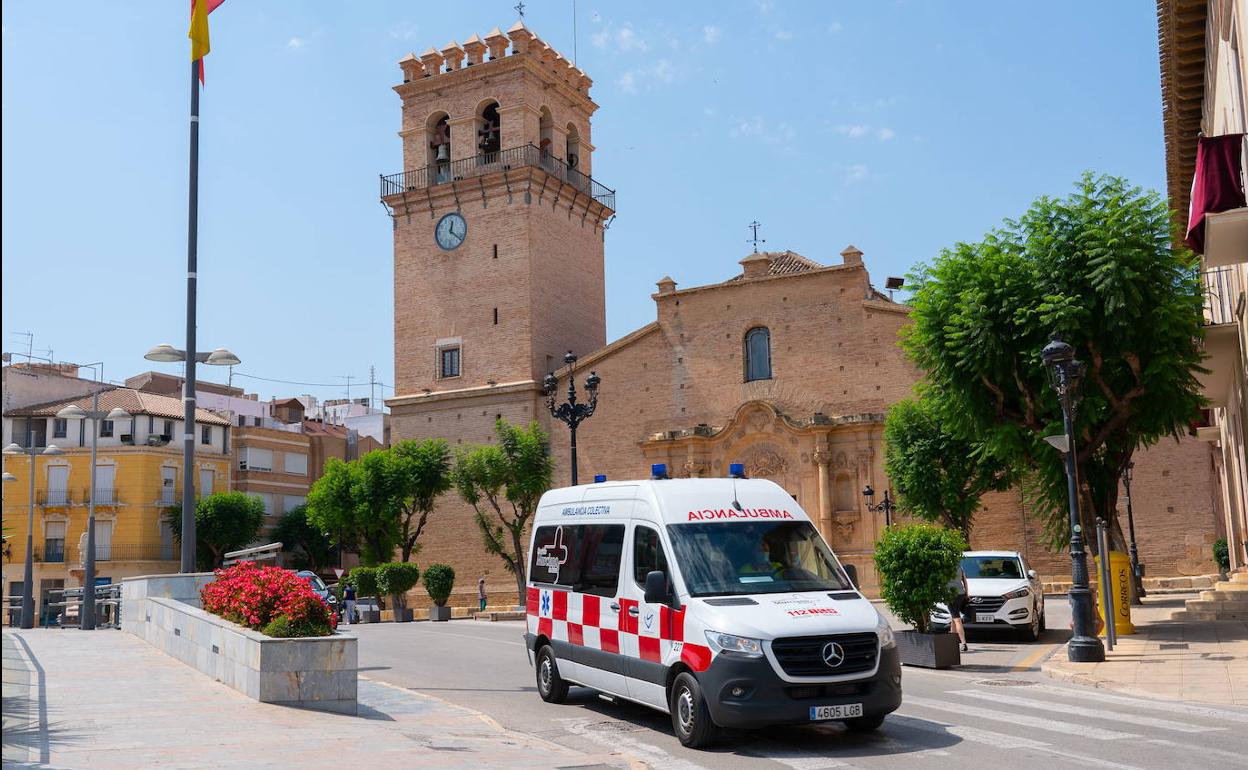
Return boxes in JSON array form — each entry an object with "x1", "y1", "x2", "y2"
[{"x1": 200, "y1": 562, "x2": 336, "y2": 638}]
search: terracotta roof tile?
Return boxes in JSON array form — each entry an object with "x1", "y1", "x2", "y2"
[
  {"x1": 727, "y1": 250, "x2": 822, "y2": 282},
  {"x1": 6, "y1": 387, "x2": 230, "y2": 426}
]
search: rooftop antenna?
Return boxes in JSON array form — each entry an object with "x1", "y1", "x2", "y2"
[
  {"x1": 573, "y1": 0, "x2": 578, "y2": 66},
  {"x1": 747, "y1": 220, "x2": 765, "y2": 254},
  {"x1": 12, "y1": 331, "x2": 34, "y2": 362},
  {"x1": 515, "y1": 1, "x2": 525, "y2": 19},
  {"x1": 369, "y1": 365, "x2": 377, "y2": 411}
]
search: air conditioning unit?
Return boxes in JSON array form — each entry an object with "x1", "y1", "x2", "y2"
[{"x1": 120, "y1": 434, "x2": 134, "y2": 445}]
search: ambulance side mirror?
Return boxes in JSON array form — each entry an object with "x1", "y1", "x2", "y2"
[
  {"x1": 842, "y1": 564, "x2": 858, "y2": 589},
  {"x1": 644, "y1": 570, "x2": 670, "y2": 605}
]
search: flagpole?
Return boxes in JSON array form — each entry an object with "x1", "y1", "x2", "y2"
[{"x1": 181, "y1": 58, "x2": 200, "y2": 574}]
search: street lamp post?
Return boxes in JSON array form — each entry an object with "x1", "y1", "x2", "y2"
[
  {"x1": 1041, "y1": 335, "x2": 1106, "y2": 663},
  {"x1": 3, "y1": 437, "x2": 65, "y2": 629},
  {"x1": 56, "y1": 395, "x2": 131, "y2": 630},
  {"x1": 862, "y1": 485, "x2": 896, "y2": 527},
  {"x1": 542, "y1": 351, "x2": 601, "y2": 486},
  {"x1": 1122, "y1": 462, "x2": 1145, "y2": 603},
  {"x1": 144, "y1": 343, "x2": 240, "y2": 573}
]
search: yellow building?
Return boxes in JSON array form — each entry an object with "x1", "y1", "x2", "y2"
[{"x1": 2, "y1": 388, "x2": 230, "y2": 625}]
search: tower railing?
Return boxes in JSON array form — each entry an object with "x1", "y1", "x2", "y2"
[{"x1": 381, "y1": 144, "x2": 615, "y2": 210}]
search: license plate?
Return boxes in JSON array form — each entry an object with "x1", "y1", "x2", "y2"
[
  {"x1": 809, "y1": 703, "x2": 863, "y2": 721},
  {"x1": 975, "y1": 612, "x2": 996, "y2": 623}
]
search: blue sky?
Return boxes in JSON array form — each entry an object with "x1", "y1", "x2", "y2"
[{"x1": 1, "y1": 2, "x2": 1165, "y2": 404}]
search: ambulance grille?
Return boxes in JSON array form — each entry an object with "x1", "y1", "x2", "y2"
[{"x1": 771, "y1": 632, "x2": 878, "y2": 676}]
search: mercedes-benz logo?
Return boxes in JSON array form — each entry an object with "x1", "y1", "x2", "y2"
[{"x1": 821, "y1": 642, "x2": 845, "y2": 668}]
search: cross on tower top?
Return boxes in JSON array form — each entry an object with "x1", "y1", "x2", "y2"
[
  {"x1": 515, "y1": 1, "x2": 526, "y2": 19},
  {"x1": 747, "y1": 220, "x2": 766, "y2": 254}
]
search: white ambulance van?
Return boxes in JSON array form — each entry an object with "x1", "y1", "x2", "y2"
[{"x1": 524, "y1": 464, "x2": 902, "y2": 748}]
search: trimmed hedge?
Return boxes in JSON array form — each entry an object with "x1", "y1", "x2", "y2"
[
  {"x1": 422, "y1": 564, "x2": 456, "y2": 607},
  {"x1": 873, "y1": 523, "x2": 967, "y2": 633}
]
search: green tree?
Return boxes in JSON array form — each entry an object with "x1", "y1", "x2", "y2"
[
  {"x1": 390, "y1": 439, "x2": 453, "y2": 562},
  {"x1": 165, "y1": 491, "x2": 265, "y2": 570},
  {"x1": 884, "y1": 396, "x2": 1012, "y2": 541},
  {"x1": 422, "y1": 564, "x2": 456, "y2": 608},
  {"x1": 376, "y1": 562, "x2": 421, "y2": 619},
  {"x1": 903, "y1": 173, "x2": 1205, "y2": 551},
  {"x1": 873, "y1": 524, "x2": 968, "y2": 633},
  {"x1": 272, "y1": 504, "x2": 336, "y2": 572},
  {"x1": 306, "y1": 456, "x2": 398, "y2": 565},
  {"x1": 454, "y1": 419, "x2": 553, "y2": 607}
]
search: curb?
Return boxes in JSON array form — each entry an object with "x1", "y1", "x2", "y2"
[{"x1": 1038, "y1": 662, "x2": 1191, "y2": 703}]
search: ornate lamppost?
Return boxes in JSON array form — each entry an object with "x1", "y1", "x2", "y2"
[
  {"x1": 1041, "y1": 335, "x2": 1105, "y2": 663},
  {"x1": 543, "y1": 351, "x2": 600, "y2": 486},
  {"x1": 3, "y1": 437, "x2": 65, "y2": 629},
  {"x1": 862, "y1": 485, "x2": 895, "y2": 527},
  {"x1": 1122, "y1": 462, "x2": 1145, "y2": 603}
]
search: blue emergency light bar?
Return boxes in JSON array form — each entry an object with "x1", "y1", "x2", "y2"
[
  {"x1": 729, "y1": 463, "x2": 746, "y2": 478},
  {"x1": 594, "y1": 474, "x2": 607, "y2": 483},
  {"x1": 651, "y1": 463, "x2": 668, "y2": 479}
]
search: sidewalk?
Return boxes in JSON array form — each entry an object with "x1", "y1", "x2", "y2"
[
  {"x1": 1, "y1": 629, "x2": 629, "y2": 770},
  {"x1": 1041, "y1": 594, "x2": 1248, "y2": 705}
]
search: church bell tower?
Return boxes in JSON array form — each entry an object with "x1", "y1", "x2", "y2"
[{"x1": 382, "y1": 22, "x2": 615, "y2": 405}]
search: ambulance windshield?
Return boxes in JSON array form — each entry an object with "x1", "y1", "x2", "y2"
[{"x1": 667, "y1": 520, "x2": 852, "y2": 597}]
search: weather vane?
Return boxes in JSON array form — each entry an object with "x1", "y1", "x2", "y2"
[
  {"x1": 747, "y1": 220, "x2": 766, "y2": 254},
  {"x1": 515, "y1": 1, "x2": 526, "y2": 19}
]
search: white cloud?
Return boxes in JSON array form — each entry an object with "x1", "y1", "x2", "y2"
[
  {"x1": 617, "y1": 25, "x2": 647, "y2": 52},
  {"x1": 876, "y1": 127, "x2": 896, "y2": 141},
  {"x1": 593, "y1": 22, "x2": 648, "y2": 53},
  {"x1": 616, "y1": 59, "x2": 678, "y2": 94},
  {"x1": 844, "y1": 164, "x2": 870, "y2": 184},
  {"x1": 703, "y1": 25, "x2": 722, "y2": 44},
  {"x1": 651, "y1": 59, "x2": 675, "y2": 83},
  {"x1": 828, "y1": 21, "x2": 843, "y2": 33},
  {"x1": 617, "y1": 72, "x2": 637, "y2": 93},
  {"x1": 731, "y1": 115, "x2": 796, "y2": 147},
  {"x1": 755, "y1": 0, "x2": 775, "y2": 14},
  {"x1": 837, "y1": 124, "x2": 870, "y2": 139},
  {"x1": 774, "y1": 29, "x2": 793, "y2": 41},
  {"x1": 286, "y1": 37, "x2": 305, "y2": 50}
]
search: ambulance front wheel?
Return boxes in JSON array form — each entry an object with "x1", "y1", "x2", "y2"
[
  {"x1": 670, "y1": 672, "x2": 720, "y2": 748},
  {"x1": 536, "y1": 645, "x2": 569, "y2": 703}
]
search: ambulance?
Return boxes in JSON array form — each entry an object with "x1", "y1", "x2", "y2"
[{"x1": 524, "y1": 464, "x2": 902, "y2": 748}]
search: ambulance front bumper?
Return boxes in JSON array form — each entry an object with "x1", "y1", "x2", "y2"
[{"x1": 699, "y1": 646, "x2": 902, "y2": 730}]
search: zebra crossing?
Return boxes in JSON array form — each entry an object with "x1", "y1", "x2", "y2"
[{"x1": 558, "y1": 678, "x2": 1248, "y2": 770}]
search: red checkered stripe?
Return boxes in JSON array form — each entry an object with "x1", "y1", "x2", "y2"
[{"x1": 527, "y1": 586, "x2": 713, "y2": 671}]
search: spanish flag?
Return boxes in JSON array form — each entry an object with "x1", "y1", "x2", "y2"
[{"x1": 189, "y1": 0, "x2": 226, "y2": 83}]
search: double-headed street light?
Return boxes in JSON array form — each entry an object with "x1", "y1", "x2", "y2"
[
  {"x1": 4, "y1": 438, "x2": 65, "y2": 629},
  {"x1": 862, "y1": 485, "x2": 896, "y2": 527},
  {"x1": 56, "y1": 395, "x2": 131, "y2": 630},
  {"x1": 543, "y1": 351, "x2": 601, "y2": 486},
  {"x1": 1041, "y1": 334, "x2": 1105, "y2": 663},
  {"x1": 144, "y1": 343, "x2": 241, "y2": 573},
  {"x1": 1122, "y1": 462, "x2": 1145, "y2": 603}
]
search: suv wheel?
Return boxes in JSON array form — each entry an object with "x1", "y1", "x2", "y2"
[
  {"x1": 1018, "y1": 606, "x2": 1040, "y2": 642},
  {"x1": 536, "y1": 645, "x2": 569, "y2": 703},
  {"x1": 670, "y1": 672, "x2": 719, "y2": 748}
]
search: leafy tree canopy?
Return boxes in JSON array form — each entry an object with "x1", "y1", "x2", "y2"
[
  {"x1": 166, "y1": 491, "x2": 265, "y2": 570},
  {"x1": 272, "y1": 504, "x2": 336, "y2": 572},
  {"x1": 884, "y1": 396, "x2": 1012, "y2": 540},
  {"x1": 454, "y1": 419, "x2": 553, "y2": 607},
  {"x1": 903, "y1": 173, "x2": 1204, "y2": 549}
]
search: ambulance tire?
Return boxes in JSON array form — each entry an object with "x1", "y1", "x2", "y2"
[
  {"x1": 536, "y1": 645, "x2": 569, "y2": 704},
  {"x1": 670, "y1": 672, "x2": 720, "y2": 748}
]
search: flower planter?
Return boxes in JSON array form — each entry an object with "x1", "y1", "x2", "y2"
[
  {"x1": 896, "y1": 630, "x2": 961, "y2": 669},
  {"x1": 429, "y1": 605, "x2": 451, "y2": 622},
  {"x1": 392, "y1": 608, "x2": 414, "y2": 623},
  {"x1": 361, "y1": 609, "x2": 381, "y2": 624}
]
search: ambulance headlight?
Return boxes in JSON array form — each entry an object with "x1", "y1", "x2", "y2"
[
  {"x1": 705, "y1": 630, "x2": 764, "y2": 658},
  {"x1": 876, "y1": 615, "x2": 897, "y2": 649}
]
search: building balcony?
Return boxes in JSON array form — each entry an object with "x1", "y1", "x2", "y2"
[
  {"x1": 32, "y1": 546, "x2": 67, "y2": 563},
  {"x1": 36, "y1": 488, "x2": 73, "y2": 507},
  {"x1": 380, "y1": 143, "x2": 616, "y2": 212},
  {"x1": 80, "y1": 487, "x2": 120, "y2": 506},
  {"x1": 1202, "y1": 207, "x2": 1248, "y2": 268},
  {"x1": 69, "y1": 543, "x2": 177, "y2": 562},
  {"x1": 1198, "y1": 267, "x2": 1244, "y2": 408}
]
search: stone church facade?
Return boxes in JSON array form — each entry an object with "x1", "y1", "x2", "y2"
[{"x1": 384, "y1": 24, "x2": 1219, "y2": 605}]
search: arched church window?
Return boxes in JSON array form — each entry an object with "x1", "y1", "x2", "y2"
[
  {"x1": 566, "y1": 124, "x2": 581, "y2": 169},
  {"x1": 539, "y1": 107, "x2": 554, "y2": 171},
  {"x1": 478, "y1": 101, "x2": 501, "y2": 161},
  {"x1": 744, "y1": 327, "x2": 771, "y2": 381}
]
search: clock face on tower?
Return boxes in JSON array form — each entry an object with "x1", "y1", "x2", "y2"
[{"x1": 435, "y1": 212, "x2": 467, "y2": 251}]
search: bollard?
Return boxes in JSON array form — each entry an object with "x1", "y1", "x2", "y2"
[{"x1": 1095, "y1": 520, "x2": 1116, "y2": 650}]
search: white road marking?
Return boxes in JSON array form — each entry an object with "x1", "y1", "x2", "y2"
[
  {"x1": 559, "y1": 717, "x2": 710, "y2": 770},
  {"x1": 1148, "y1": 738, "x2": 1248, "y2": 764},
  {"x1": 948, "y1": 689, "x2": 1223, "y2": 733},
  {"x1": 892, "y1": 715, "x2": 1148, "y2": 770},
  {"x1": 740, "y1": 745, "x2": 855, "y2": 769},
  {"x1": 903, "y1": 695, "x2": 1139, "y2": 740},
  {"x1": 1027, "y1": 683, "x2": 1248, "y2": 724}
]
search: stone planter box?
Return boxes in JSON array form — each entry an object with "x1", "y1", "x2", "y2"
[
  {"x1": 361, "y1": 609, "x2": 381, "y2": 623},
  {"x1": 392, "y1": 607, "x2": 414, "y2": 623},
  {"x1": 429, "y1": 605, "x2": 451, "y2": 622},
  {"x1": 122, "y1": 574, "x2": 357, "y2": 714},
  {"x1": 896, "y1": 630, "x2": 960, "y2": 669}
]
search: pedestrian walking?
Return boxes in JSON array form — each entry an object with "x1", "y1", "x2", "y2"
[
  {"x1": 478, "y1": 577, "x2": 487, "y2": 613},
  {"x1": 343, "y1": 582, "x2": 357, "y2": 625},
  {"x1": 947, "y1": 563, "x2": 970, "y2": 652}
]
